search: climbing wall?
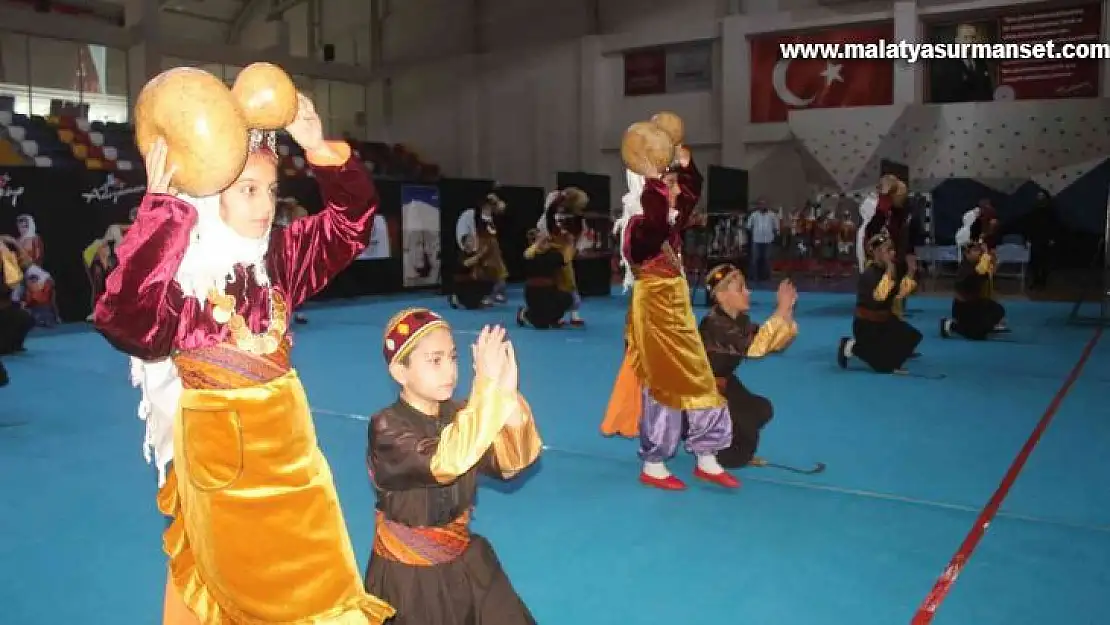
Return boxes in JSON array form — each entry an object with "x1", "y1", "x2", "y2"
[{"x1": 786, "y1": 98, "x2": 1110, "y2": 195}]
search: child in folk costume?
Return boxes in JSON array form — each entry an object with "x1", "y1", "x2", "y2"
[
  {"x1": 837, "y1": 233, "x2": 923, "y2": 373},
  {"x1": 601, "y1": 117, "x2": 738, "y2": 491},
  {"x1": 95, "y1": 73, "x2": 393, "y2": 624},
  {"x1": 449, "y1": 233, "x2": 496, "y2": 309},
  {"x1": 366, "y1": 312, "x2": 542, "y2": 625},
  {"x1": 699, "y1": 265, "x2": 798, "y2": 468},
  {"x1": 517, "y1": 229, "x2": 575, "y2": 329},
  {"x1": 455, "y1": 193, "x2": 509, "y2": 304},
  {"x1": 448, "y1": 235, "x2": 497, "y2": 310},
  {"x1": 862, "y1": 174, "x2": 916, "y2": 319},
  {"x1": 21, "y1": 265, "x2": 58, "y2": 327},
  {"x1": 941, "y1": 240, "x2": 1007, "y2": 340},
  {"x1": 538, "y1": 187, "x2": 589, "y2": 326}
]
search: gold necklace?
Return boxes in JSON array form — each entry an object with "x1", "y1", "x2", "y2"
[{"x1": 206, "y1": 287, "x2": 288, "y2": 355}]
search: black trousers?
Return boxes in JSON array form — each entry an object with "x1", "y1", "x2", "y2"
[
  {"x1": 951, "y1": 299, "x2": 1005, "y2": 340},
  {"x1": 0, "y1": 305, "x2": 33, "y2": 355},
  {"x1": 852, "y1": 316, "x2": 922, "y2": 373}
]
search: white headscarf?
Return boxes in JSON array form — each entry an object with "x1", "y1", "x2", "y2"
[
  {"x1": 955, "y1": 207, "x2": 980, "y2": 249},
  {"x1": 613, "y1": 169, "x2": 646, "y2": 292},
  {"x1": 857, "y1": 192, "x2": 878, "y2": 272},
  {"x1": 130, "y1": 191, "x2": 272, "y2": 487}
]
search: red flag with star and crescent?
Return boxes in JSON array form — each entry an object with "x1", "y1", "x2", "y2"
[{"x1": 750, "y1": 23, "x2": 894, "y2": 124}]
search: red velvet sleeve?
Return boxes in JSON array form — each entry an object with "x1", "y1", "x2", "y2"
[
  {"x1": 623, "y1": 177, "x2": 672, "y2": 264},
  {"x1": 674, "y1": 160, "x2": 703, "y2": 231},
  {"x1": 93, "y1": 194, "x2": 192, "y2": 360},
  {"x1": 270, "y1": 142, "x2": 377, "y2": 308}
]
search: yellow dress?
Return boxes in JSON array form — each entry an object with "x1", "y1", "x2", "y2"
[{"x1": 161, "y1": 295, "x2": 394, "y2": 625}]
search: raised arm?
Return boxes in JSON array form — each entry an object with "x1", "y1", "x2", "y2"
[
  {"x1": 93, "y1": 194, "x2": 191, "y2": 360},
  {"x1": 673, "y1": 159, "x2": 704, "y2": 230},
  {"x1": 367, "y1": 378, "x2": 520, "y2": 491},
  {"x1": 271, "y1": 141, "x2": 377, "y2": 308}
]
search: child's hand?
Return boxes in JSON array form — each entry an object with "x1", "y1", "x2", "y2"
[
  {"x1": 471, "y1": 325, "x2": 505, "y2": 385},
  {"x1": 497, "y1": 339, "x2": 518, "y2": 392}
]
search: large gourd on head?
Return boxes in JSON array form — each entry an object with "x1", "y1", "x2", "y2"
[
  {"x1": 134, "y1": 67, "x2": 249, "y2": 197},
  {"x1": 650, "y1": 111, "x2": 685, "y2": 146},
  {"x1": 232, "y1": 62, "x2": 299, "y2": 130},
  {"x1": 620, "y1": 120, "x2": 675, "y2": 177}
]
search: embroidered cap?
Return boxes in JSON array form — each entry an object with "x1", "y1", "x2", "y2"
[
  {"x1": 706, "y1": 263, "x2": 742, "y2": 294},
  {"x1": 383, "y1": 307, "x2": 450, "y2": 365}
]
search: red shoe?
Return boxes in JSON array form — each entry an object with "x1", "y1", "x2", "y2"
[
  {"x1": 639, "y1": 472, "x2": 687, "y2": 490},
  {"x1": 694, "y1": 468, "x2": 741, "y2": 489}
]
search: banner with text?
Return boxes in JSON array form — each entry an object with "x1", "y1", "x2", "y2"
[
  {"x1": 749, "y1": 23, "x2": 895, "y2": 123},
  {"x1": 925, "y1": 3, "x2": 1102, "y2": 103},
  {"x1": 624, "y1": 42, "x2": 713, "y2": 96}
]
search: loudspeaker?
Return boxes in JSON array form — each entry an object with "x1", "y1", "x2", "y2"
[
  {"x1": 706, "y1": 165, "x2": 748, "y2": 211},
  {"x1": 322, "y1": 44, "x2": 335, "y2": 62}
]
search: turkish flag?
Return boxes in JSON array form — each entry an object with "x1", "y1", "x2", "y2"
[{"x1": 749, "y1": 24, "x2": 895, "y2": 124}]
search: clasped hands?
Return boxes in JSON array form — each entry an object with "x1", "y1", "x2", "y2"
[
  {"x1": 471, "y1": 325, "x2": 524, "y2": 426},
  {"x1": 775, "y1": 279, "x2": 798, "y2": 319}
]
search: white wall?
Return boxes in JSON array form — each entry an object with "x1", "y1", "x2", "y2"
[{"x1": 7, "y1": 0, "x2": 1105, "y2": 209}]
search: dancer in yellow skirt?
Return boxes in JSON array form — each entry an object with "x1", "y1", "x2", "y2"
[
  {"x1": 94, "y1": 85, "x2": 393, "y2": 622},
  {"x1": 601, "y1": 118, "x2": 738, "y2": 492}
]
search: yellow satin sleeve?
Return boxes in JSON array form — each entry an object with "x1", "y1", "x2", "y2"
[
  {"x1": 975, "y1": 253, "x2": 993, "y2": 275},
  {"x1": 896, "y1": 275, "x2": 917, "y2": 300},
  {"x1": 873, "y1": 273, "x2": 895, "y2": 301},
  {"x1": 429, "y1": 378, "x2": 518, "y2": 483},
  {"x1": 747, "y1": 314, "x2": 798, "y2": 359},
  {"x1": 524, "y1": 242, "x2": 544, "y2": 259},
  {"x1": 1, "y1": 245, "x2": 24, "y2": 288},
  {"x1": 489, "y1": 395, "x2": 543, "y2": 478}
]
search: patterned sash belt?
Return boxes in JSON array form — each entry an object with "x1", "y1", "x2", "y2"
[{"x1": 372, "y1": 509, "x2": 472, "y2": 566}]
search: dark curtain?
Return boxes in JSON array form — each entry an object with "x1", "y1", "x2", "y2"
[
  {"x1": 706, "y1": 165, "x2": 748, "y2": 212},
  {"x1": 0, "y1": 167, "x2": 144, "y2": 322},
  {"x1": 491, "y1": 185, "x2": 544, "y2": 281}
]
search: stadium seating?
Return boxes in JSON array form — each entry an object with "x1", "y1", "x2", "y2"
[{"x1": 0, "y1": 94, "x2": 441, "y2": 181}]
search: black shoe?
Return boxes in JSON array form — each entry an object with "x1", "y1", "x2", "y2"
[
  {"x1": 294, "y1": 314, "x2": 308, "y2": 325},
  {"x1": 837, "y1": 337, "x2": 849, "y2": 369},
  {"x1": 516, "y1": 307, "x2": 527, "y2": 327},
  {"x1": 0, "y1": 361, "x2": 9, "y2": 387}
]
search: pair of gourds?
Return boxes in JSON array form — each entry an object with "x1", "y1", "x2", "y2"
[
  {"x1": 620, "y1": 111, "x2": 686, "y2": 178},
  {"x1": 134, "y1": 62, "x2": 299, "y2": 196}
]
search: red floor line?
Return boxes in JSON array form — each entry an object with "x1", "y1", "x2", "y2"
[{"x1": 911, "y1": 327, "x2": 1104, "y2": 625}]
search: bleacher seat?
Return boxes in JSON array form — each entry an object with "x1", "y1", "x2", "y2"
[{"x1": 0, "y1": 107, "x2": 442, "y2": 177}]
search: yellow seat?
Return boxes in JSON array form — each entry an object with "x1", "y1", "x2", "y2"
[
  {"x1": 58, "y1": 129, "x2": 75, "y2": 144},
  {"x1": 0, "y1": 140, "x2": 24, "y2": 166},
  {"x1": 72, "y1": 144, "x2": 89, "y2": 159},
  {"x1": 46, "y1": 115, "x2": 59, "y2": 126},
  {"x1": 86, "y1": 158, "x2": 104, "y2": 170}
]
